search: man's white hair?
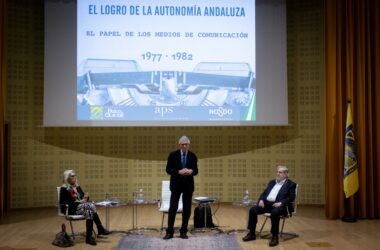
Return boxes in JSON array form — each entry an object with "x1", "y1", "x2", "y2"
[
  {"x1": 277, "y1": 165, "x2": 289, "y2": 173},
  {"x1": 277, "y1": 165, "x2": 289, "y2": 178},
  {"x1": 178, "y1": 135, "x2": 190, "y2": 144}
]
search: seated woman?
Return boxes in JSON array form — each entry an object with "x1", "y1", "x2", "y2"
[{"x1": 59, "y1": 169, "x2": 109, "y2": 245}]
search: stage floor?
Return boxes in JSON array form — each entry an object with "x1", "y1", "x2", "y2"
[{"x1": 0, "y1": 204, "x2": 378, "y2": 250}]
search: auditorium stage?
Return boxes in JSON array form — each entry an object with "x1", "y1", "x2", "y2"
[{"x1": 0, "y1": 204, "x2": 378, "y2": 249}]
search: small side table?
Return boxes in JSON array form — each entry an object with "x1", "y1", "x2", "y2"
[
  {"x1": 95, "y1": 199, "x2": 127, "y2": 233},
  {"x1": 191, "y1": 197, "x2": 223, "y2": 234},
  {"x1": 226, "y1": 201, "x2": 255, "y2": 234},
  {"x1": 128, "y1": 190, "x2": 159, "y2": 235}
]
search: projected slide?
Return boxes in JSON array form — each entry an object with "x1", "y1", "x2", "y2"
[{"x1": 77, "y1": 0, "x2": 255, "y2": 122}]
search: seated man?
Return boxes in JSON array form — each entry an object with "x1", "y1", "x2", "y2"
[{"x1": 242, "y1": 165, "x2": 296, "y2": 247}]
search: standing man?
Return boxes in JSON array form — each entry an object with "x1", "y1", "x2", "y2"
[
  {"x1": 242, "y1": 165, "x2": 297, "y2": 247},
  {"x1": 163, "y1": 135, "x2": 198, "y2": 240}
]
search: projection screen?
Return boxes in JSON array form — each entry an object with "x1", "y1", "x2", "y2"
[{"x1": 44, "y1": 0, "x2": 288, "y2": 126}]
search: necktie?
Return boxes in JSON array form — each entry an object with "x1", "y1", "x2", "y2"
[{"x1": 182, "y1": 152, "x2": 186, "y2": 168}]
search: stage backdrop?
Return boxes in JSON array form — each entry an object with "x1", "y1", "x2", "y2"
[{"x1": 5, "y1": 0, "x2": 324, "y2": 208}]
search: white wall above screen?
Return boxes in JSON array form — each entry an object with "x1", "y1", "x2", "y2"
[{"x1": 44, "y1": 0, "x2": 288, "y2": 126}]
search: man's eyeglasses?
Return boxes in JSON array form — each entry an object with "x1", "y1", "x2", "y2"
[{"x1": 180, "y1": 143, "x2": 189, "y2": 146}]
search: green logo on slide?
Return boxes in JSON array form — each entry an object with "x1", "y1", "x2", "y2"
[
  {"x1": 90, "y1": 106, "x2": 103, "y2": 120},
  {"x1": 243, "y1": 91, "x2": 256, "y2": 121}
]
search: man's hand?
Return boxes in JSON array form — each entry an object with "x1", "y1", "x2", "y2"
[
  {"x1": 272, "y1": 202, "x2": 282, "y2": 208},
  {"x1": 179, "y1": 168, "x2": 193, "y2": 175},
  {"x1": 258, "y1": 200, "x2": 265, "y2": 208}
]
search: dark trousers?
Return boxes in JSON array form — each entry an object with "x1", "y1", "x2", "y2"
[
  {"x1": 247, "y1": 202, "x2": 285, "y2": 237},
  {"x1": 86, "y1": 213, "x2": 105, "y2": 237},
  {"x1": 166, "y1": 190, "x2": 193, "y2": 234}
]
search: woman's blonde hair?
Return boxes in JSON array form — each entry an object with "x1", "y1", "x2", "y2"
[{"x1": 63, "y1": 169, "x2": 77, "y2": 185}]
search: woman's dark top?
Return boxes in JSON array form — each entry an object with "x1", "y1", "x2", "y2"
[{"x1": 59, "y1": 185, "x2": 85, "y2": 215}]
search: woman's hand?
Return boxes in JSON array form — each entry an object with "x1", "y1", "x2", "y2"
[{"x1": 83, "y1": 193, "x2": 89, "y2": 202}]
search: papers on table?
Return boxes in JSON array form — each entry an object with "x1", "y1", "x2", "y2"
[
  {"x1": 193, "y1": 197, "x2": 216, "y2": 203},
  {"x1": 95, "y1": 201, "x2": 119, "y2": 206}
]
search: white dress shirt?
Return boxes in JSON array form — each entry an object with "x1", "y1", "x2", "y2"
[{"x1": 266, "y1": 179, "x2": 287, "y2": 202}]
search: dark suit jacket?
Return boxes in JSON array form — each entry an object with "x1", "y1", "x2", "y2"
[
  {"x1": 258, "y1": 178, "x2": 297, "y2": 212},
  {"x1": 166, "y1": 149, "x2": 198, "y2": 192}
]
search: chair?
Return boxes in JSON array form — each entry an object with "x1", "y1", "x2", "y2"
[
  {"x1": 259, "y1": 184, "x2": 299, "y2": 240},
  {"x1": 158, "y1": 180, "x2": 183, "y2": 233},
  {"x1": 56, "y1": 186, "x2": 87, "y2": 239}
]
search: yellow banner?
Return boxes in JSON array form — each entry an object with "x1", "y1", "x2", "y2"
[{"x1": 343, "y1": 103, "x2": 359, "y2": 198}]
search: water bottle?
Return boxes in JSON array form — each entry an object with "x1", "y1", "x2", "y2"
[
  {"x1": 243, "y1": 190, "x2": 250, "y2": 205},
  {"x1": 136, "y1": 188, "x2": 144, "y2": 204}
]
